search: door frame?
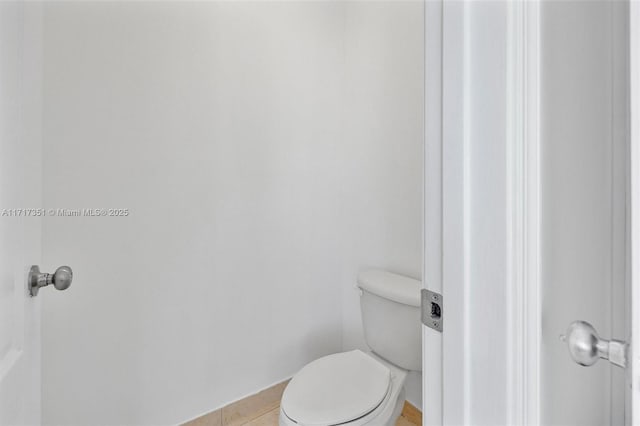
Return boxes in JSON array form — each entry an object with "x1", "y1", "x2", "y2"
[
  {"x1": 425, "y1": 0, "x2": 640, "y2": 425},
  {"x1": 630, "y1": 1, "x2": 640, "y2": 424},
  {"x1": 519, "y1": 1, "x2": 542, "y2": 424},
  {"x1": 423, "y1": 0, "x2": 542, "y2": 424},
  {"x1": 422, "y1": 0, "x2": 443, "y2": 423}
]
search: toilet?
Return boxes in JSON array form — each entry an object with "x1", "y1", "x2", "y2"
[{"x1": 279, "y1": 269, "x2": 422, "y2": 426}]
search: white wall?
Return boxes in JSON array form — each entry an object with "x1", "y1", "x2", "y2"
[
  {"x1": 341, "y1": 1, "x2": 424, "y2": 408},
  {"x1": 40, "y1": 2, "x2": 423, "y2": 424}
]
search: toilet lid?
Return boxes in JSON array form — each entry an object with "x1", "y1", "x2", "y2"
[{"x1": 281, "y1": 350, "x2": 391, "y2": 426}]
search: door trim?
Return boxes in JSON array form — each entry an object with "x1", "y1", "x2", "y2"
[
  {"x1": 422, "y1": 0, "x2": 443, "y2": 423},
  {"x1": 423, "y1": 0, "x2": 470, "y2": 424},
  {"x1": 424, "y1": 0, "x2": 541, "y2": 424},
  {"x1": 428, "y1": 1, "x2": 639, "y2": 424},
  {"x1": 630, "y1": 1, "x2": 640, "y2": 424},
  {"x1": 506, "y1": 1, "x2": 541, "y2": 424},
  {"x1": 521, "y1": 1, "x2": 541, "y2": 425}
]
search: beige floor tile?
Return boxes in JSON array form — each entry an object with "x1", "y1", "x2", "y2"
[
  {"x1": 183, "y1": 409, "x2": 222, "y2": 426},
  {"x1": 222, "y1": 381, "x2": 288, "y2": 426},
  {"x1": 244, "y1": 407, "x2": 280, "y2": 426},
  {"x1": 237, "y1": 403, "x2": 418, "y2": 426},
  {"x1": 396, "y1": 415, "x2": 416, "y2": 426},
  {"x1": 399, "y1": 402, "x2": 422, "y2": 425},
  {"x1": 243, "y1": 406, "x2": 414, "y2": 426},
  {"x1": 184, "y1": 380, "x2": 421, "y2": 426}
]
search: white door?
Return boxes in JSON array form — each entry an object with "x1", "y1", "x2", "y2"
[
  {"x1": 538, "y1": 1, "x2": 631, "y2": 424},
  {"x1": 423, "y1": 0, "x2": 640, "y2": 424},
  {"x1": 0, "y1": 2, "x2": 43, "y2": 425}
]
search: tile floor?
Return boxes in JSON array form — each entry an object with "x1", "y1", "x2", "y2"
[
  {"x1": 243, "y1": 405, "x2": 420, "y2": 426},
  {"x1": 234, "y1": 404, "x2": 419, "y2": 426},
  {"x1": 184, "y1": 380, "x2": 421, "y2": 426}
]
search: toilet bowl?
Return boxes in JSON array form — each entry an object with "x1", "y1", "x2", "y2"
[
  {"x1": 279, "y1": 350, "x2": 407, "y2": 426},
  {"x1": 279, "y1": 270, "x2": 421, "y2": 426}
]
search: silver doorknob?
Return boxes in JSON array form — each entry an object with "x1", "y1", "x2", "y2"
[
  {"x1": 29, "y1": 265, "x2": 73, "y2": 297},
  {"x1": 560, "y1": 320, "x2": 627, "y2": 368}
]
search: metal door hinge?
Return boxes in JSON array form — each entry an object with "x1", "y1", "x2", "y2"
[{"x1": 422, "y1": 289, "x2": 443, "y2": 332}]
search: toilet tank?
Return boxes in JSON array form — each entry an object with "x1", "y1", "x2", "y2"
[{"x1": 357, "y1": 269, "x2": 422, "y2": 371}]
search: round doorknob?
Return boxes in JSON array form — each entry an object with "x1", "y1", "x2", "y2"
[
  {"x1": 52, "y1": 266, "x2": 73, "y2": 291},
  {"x1": 561, "y1": 321, "x2": 602, "y2": 366},
  {"x1": 560, "y1": 320, "x2": 628, "y2": 368},
  {"x1": 28, "y1": 265, "x2": 74, "y2": 297}
]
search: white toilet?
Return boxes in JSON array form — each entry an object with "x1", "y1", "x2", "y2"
[{"x1": 279, "y1": 269, "x2": 422, "y2": 426}]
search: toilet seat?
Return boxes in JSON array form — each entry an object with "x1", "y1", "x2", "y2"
[{"x1": 281, "y1": 350, "x2": 391, "y2": 425}]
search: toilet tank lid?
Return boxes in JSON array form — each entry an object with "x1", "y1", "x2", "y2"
[{"x1": 357, "y1": 269, "x2": 421, "y2": 307}]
